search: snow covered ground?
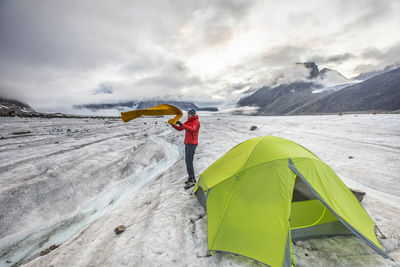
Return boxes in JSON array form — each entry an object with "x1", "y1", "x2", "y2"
[{"x1": 0, "y1": 114, "x2": 399, "y2": 267}]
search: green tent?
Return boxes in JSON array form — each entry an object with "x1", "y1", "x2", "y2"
[{"x1": 194, "y1": 136, "x2": 388, "y2": 266}]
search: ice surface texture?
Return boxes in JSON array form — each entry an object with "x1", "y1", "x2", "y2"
[{"x1": 0, "y1": 114, "x2": 399, "y2": 266}]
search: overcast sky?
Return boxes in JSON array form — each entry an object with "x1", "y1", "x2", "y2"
[{"x1": 1, "y1": 0, "x2": 400, "y2": 113}]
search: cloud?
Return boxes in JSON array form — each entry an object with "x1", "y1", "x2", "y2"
[
  {"x1": 339, "y1": 0, "x2": 398, "y2": 30},
  {"x1": 310, "y1": 53, "x2": 356, "y2": 64},
  {"x1": 261, "y1": 46, "x2": 304, "y2": 66},
  {"x1": 93, "y1": 84, "x2": 113, "y2": 95},
  {"x1": 361, "y1": 44, "x2": 400, "y2": 62},
  {"x1": 0, "y1": 0, "x2": 399, "y2": 114},
  {"x1": 354, "y1": 43, "x2": 400, "y2": 74}
]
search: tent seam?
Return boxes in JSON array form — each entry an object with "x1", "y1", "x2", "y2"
[
  {"x1": 205, "y1": 157, "x2": 316, "y2": 191},
  {"x1": 240, "y1": 137, "x2": 264, "y2": 173}
]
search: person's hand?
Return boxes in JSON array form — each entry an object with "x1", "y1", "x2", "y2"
[{"x1": 176, "y1": 121, "x2": 183, "y2": 126}]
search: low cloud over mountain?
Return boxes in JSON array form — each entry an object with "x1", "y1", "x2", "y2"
[{"x1": 238, "y1": 66, "x2": 400, "y2": 115}]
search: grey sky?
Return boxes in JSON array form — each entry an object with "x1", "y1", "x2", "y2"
[{"x1": 1, "y1": 0, "x2": 399, "y2": 113}]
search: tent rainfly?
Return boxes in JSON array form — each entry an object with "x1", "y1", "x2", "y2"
[{"x1": 194, "y1": 136, "x2": 389, "y2": 266}]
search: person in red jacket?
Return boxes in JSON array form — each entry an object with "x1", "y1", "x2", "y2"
[{"x1": 172, "y1": 109, "x2": 200, "y2": 189}]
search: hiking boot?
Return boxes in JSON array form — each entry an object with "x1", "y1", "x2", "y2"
[
  {"x1": 184, "y1": 181, "x2": 196, "y2": 190},
  {"x1": 185, "y1": 178, "x2": 196, "y2": 184}
]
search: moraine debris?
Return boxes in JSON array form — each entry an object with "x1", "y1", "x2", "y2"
[{"x1": 40, "y1": 244, "x2": 59, "y2": 256}]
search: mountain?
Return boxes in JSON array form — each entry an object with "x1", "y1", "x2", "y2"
[
  {"x1": 236, "y1": 61, "x2": 344, "y2": 116},
  {"x1": 75, "y1": 100, "x2": 218, "y2": 112},
  {"x1": 236, "y1": 63, "x2": 400, "y2": 115},
  {"x1": 0, "y1": 98, "x2": 37, "y2": 116},
  {"x1": 237, "y1": 82, "x2": 328, "y2": 115},
  {"x1": 137, "y1": 100, "x2": 196, "y2": 110},
  {"x1": 74, "y1": 101, "x2": 139, "y2": 112},
  {"x1": 0, "y1": 98, "x2": 122, "y2": 119},
  {"x1": 294, "y1": 62, "x2": 349, "y2": 83},
  {"x1": 296, "y1": 67, "x2": 400, "y2": 113},
  {"x1": 137, "y1": 100, "x2": 218, "y2": 111}
]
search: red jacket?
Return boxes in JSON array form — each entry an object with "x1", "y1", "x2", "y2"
[{"x1": 173, "y1": 115, "x2": 200, "y2": 145}]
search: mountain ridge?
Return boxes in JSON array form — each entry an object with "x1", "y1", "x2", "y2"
[
  {"x1": 75, "y1": 100, "x2": 218, "y2": 112},
  {"x1": 236, "y1": 64, "x2": 400, "y2": 115},
  {"x1": 295, "y1": 67, "x2": 400, "y2": 113},
  {"x1": 0, "y1": 98, "x2": 37, "y2": 116}
]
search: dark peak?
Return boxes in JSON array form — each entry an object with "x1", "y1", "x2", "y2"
[{"x1": 296, "y1": 62, "x2": 320, "y2": 79}]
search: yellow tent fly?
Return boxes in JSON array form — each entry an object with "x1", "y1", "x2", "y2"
[{"x1": 120, "y1": 104, "x2": 183, "y2": 125}]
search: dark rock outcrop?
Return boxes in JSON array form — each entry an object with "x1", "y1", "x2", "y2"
[{"x1": 296, "y1": 62, "x2": 320, "y2": 79}]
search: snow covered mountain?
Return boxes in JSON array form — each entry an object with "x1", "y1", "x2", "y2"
[
  {"x1": 295, "y1": 62, "x2": 350, "y2": 83},
  {"x1": 238, "y1": 64, "x2": 400, "y2": 115},
  {"x1": 0, "y1": 98, "x2": 37, "y2": 116},
  {"x1": 296, "y1": 66, "x2": 400, "y2": 114},
  {"x1": 237, "y1": 82, "x2": 328, "y2": 115},
  {"x1": 236, "y1": 62, "x2": 354, "y2": 115}
]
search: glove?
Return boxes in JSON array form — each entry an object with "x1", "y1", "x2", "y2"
[{"x1": 176, "y1": 121, "x2": 183, "y2": 126}]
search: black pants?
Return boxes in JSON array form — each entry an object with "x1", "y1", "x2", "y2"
[{"x1": 185, "y1": 144, "x2": 197, "y2": 181}]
